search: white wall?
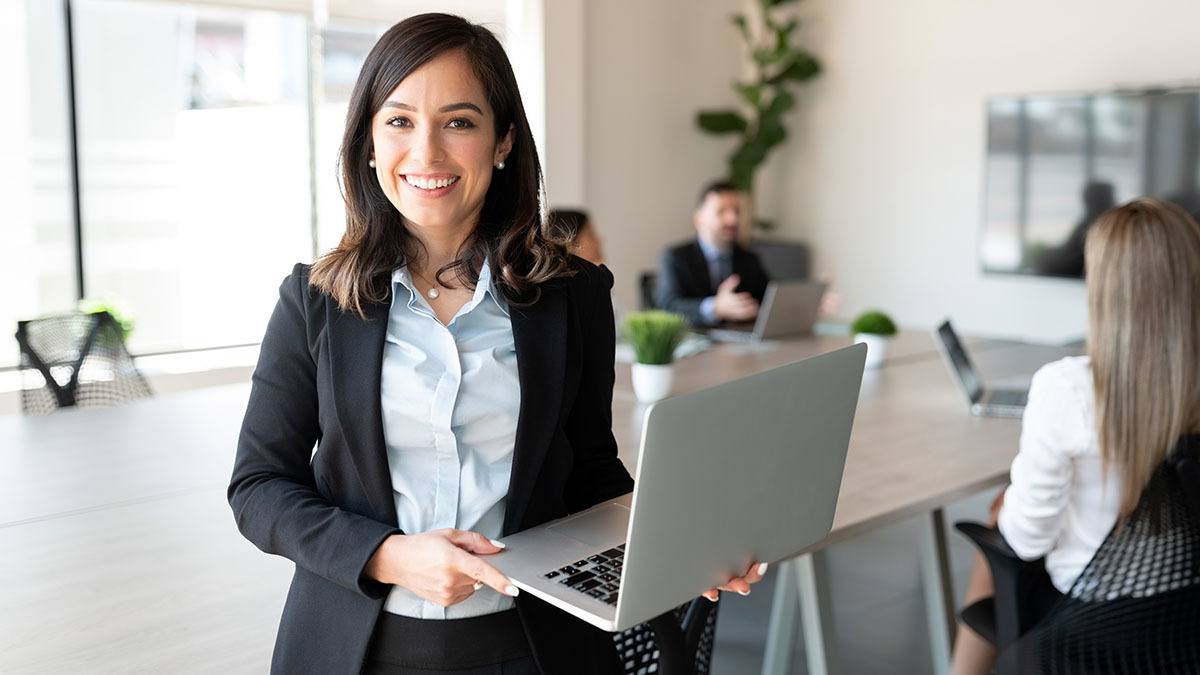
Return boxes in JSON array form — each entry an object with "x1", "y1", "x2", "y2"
[
  {"x1": 581, "y1": 0, "x2": 744, "y2": 309},
  {"x1": 764, "y1": 0, "x2": 1200, "y2": 342}
]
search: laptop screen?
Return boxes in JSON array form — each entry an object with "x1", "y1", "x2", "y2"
[{"x1": 936, "y1": 321, "x2": 984, "y2": 403}]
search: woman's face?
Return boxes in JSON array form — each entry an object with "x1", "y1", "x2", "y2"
[{"x1": 370, "y1": 49, "x2": 513, "y2": 235}]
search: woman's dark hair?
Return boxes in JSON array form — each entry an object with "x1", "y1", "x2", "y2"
[
  {"x1": 310, "y1": 13, "x2": 572, "y2": 317},
  {"x1": 548, "y1": 208, "x2": 590, "y2": 241}
]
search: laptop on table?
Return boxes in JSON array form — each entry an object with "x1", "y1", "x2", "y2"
[
  {"x1": 933, "y1": 319, "x2": 1028, "y2": 418},
  {"x1": 708, "y1": 279, "x2": 828, "y2": 343},
  {"x1": 491, "y1": 343, "x2": 867, "y2": 632}
]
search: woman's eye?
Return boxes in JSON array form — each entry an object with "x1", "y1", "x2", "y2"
[
  {"x1": 447, "y1": 118, "x2": 476, "y2": 129},
  {"x1": 386, "y1": 116, "x2": 412, "y2": 128}
]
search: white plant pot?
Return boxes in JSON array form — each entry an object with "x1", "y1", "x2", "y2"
[
  {"x1": 855, "y1": 333, "x2": 890, "y2": 369},
  {"x1": 631, "y1": 363, "x2": 674, "y2": 403}
]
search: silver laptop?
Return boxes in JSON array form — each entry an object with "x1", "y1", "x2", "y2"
[
  {"x1": 933, "y1": 319, "x2": 1028, "y2": 418},
  {"x1": 491, "y1": 343, "x2": 867, "y2": 632},
  {"x1": 708, "y1": 280, "x2": 828, "y2": 343}
]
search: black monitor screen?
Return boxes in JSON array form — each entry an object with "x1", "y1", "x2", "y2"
[{"x1": 980, "y1": 89, "x2": 1200, "y2": 278}]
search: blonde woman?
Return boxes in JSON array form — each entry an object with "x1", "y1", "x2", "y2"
[{"x1": 950, "y1": 198, "x2": 1200, "y2": 675}]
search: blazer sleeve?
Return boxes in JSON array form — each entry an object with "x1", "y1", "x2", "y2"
[
  {"x1": 655, "y1": 249, "x2": 708, "y2": 327},
  {"x1": 564, "y1": 263, "x2": 635, "y2": 512},
  {"x1": 228, "y1": 264, "x2": 399, "y2": 599}
]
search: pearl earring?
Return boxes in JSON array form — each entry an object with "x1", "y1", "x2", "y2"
[
  {"x1": 496, "y1": 160, "x2": 505, "y2": 170},
  {"x1": 368, "y1": 159, "x2": 376, "y2": 168}
]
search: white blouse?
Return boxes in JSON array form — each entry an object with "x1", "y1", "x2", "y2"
[{"x1": 997, "y1": 355, "x2": 1122, "y2": 593}]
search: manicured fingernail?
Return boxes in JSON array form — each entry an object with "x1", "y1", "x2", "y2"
[
  {"x1": 505, "y1": 585, "x2": 520, "y2": 597},
  {"x1": 490, "y1": 539, "x2": 506, "y2": 549},
  {"x1": 757, "y1": 563, "x2": 769, "y2": 575},
  {"x1": 737, "y1": 589, "x2": 750, "y2": 596},
  {"x1": 705, "y1": 594, "x2": 717, "y2": 602}
]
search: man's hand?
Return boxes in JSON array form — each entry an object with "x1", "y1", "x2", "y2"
[
  {"x1": 365, "y1": 529, "x2": 517, "y2": 607},
  {"x1": 713, "y1": 274, "x2": 759, "y2": 322}
]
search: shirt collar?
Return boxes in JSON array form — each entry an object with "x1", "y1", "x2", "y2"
[
  {"x1": 391, "y1": 257, "x2": 510, "y2": 319},
  {"x1": 696, "y1": 237, "x2": 731, "y2": 262}
]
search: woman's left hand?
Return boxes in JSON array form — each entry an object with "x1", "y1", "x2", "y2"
[{"x1": 701, "y1": 561, "x2": 768, "y2": 602}]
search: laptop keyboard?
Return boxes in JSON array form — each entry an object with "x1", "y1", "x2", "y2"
[
  {"x1": 541, "y1": 544, "x2": 624, "y2": 606},
  {"x1": 990, "y1": 390, "x2": 1028, "y2": 407}
]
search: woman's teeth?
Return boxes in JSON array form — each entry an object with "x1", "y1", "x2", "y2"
[{"x1": 405, "y1": 175, "x2": 459, "y2": 190}]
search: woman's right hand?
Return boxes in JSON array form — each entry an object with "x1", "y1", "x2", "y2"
[{"x1": 365, "y1": 529, "x2": 519, "y2": 607}]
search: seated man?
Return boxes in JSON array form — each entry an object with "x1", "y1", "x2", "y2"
[{"x1": 656, "y1": 180, "x2": 770, "y2": 327}]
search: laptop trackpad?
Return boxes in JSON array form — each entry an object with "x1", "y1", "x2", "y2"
[{"x1": 548, "y1": 503, "x2": 629, "y2": 547}]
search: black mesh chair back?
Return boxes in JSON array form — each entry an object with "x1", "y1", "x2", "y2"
[
  {"x1": 15, "y1": 311, "x2": 152, "y2": 414},
  {"x1": 613, "y1": 598, "x2": 719, "y2": 675},
  {"x1": 1004, "y1": 436, "x2": 1200, "y2": 674}
]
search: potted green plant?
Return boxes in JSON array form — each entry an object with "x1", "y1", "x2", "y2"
[
  {"x1": 695, "y1": 0, "x2": 822, "y2": 233},
  {"x1": 850, "y1": 310, "x2": 897, "y2": 369},
  {"x1": 623, "y1": 310, "x2": 689, "y2": 403}
]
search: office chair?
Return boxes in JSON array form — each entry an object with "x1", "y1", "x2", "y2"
[
  {"x1": 15, "y1": 310, "x2": 152, "y2": 414},
  {"x1": 955, "y1": 435, "x2": 1200, "y2": 674},
  {"x1": 638, "y1": 271, "x2": 658, "y2": 310},
  {"x1": 613, "y1": 597, "x2": 720, "y2": 675}
]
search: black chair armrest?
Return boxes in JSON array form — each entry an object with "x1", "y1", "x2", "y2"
[
  {"x1": 954, "y1": 520, "x2": 1049, "y2": 657},
  {"x1": 956, "y1": 520, "x2": 1020, "y2": 559}
]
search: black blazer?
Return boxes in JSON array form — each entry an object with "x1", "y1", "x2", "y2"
[
  {"x1": 228, "y1": 258, "x2": 634, "y2": 675},
  {"x1": 655, "y1": 239, "x2": 770, "y2": 326}
]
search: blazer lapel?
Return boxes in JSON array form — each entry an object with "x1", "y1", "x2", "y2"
[
  {"x1": 328, "y1": 296, "x2": 399, "y2": 526},
  {"x1": 685, "y1": 240, "x2": 714, "y2": 293},
  {"x1": 503, "y1": 283, "x2": 567, "y2": 534}
]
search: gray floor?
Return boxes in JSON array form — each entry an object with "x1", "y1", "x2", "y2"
[{"x1": 709, "y1": 490, "x2": 994, "y2": 675}]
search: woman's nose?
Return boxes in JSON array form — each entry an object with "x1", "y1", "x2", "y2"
[{"x1": 409, "y1": 127, "x2": 444, "y2": 166}]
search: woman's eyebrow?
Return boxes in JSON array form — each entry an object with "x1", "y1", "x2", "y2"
[{"x1": 381, "y1": 100, "x2": 483, "y2": 115}]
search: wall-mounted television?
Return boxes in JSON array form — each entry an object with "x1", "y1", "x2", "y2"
[{"x1": 980, "y1": 87, "x2": 1200, "y2": 278}]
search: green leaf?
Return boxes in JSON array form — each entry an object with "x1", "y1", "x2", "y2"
[
  {"x1": 759, "y1": 120, "x2": 788, "y2": 149},
  {"x1": 729, "y1": 140, "x2": 768, "y2": 190},
  {"x1": 734, "y1": 83, "x2": 763, "y2": 108},
  {"x1": 752, "y1": 45, "x2": 790, "y2": 67},
  {"x1": 696, "y1": 110, "x2": 749, "y2": 134},
  {"x1": 763, "y1": 90, "x2": 796, "y2": 117},
  {"x1": 768, "y1": 52, "x2": 822, "y2": 84}
]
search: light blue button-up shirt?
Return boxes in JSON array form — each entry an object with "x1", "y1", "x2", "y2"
[{"x1": 379, "y1": 259, "x2": 521, "y2": 619}]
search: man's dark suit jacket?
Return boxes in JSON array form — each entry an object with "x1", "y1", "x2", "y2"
[
  {"x1": 655, "y1": 239, "x2": 770, "y2": 326},
  {"x1": 228, "y1": 258, "x2": 634, "y2": 675}
]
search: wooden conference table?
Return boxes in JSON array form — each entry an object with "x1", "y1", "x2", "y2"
[{"x1": 0, "y1": 330, "x2": 1074, "y2": 673}]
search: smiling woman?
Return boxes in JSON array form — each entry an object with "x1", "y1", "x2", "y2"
[
  {"x1": 309, "y1": 13, "x2": 569, "y2": 319},
  {"x1": 228, "y1": 12, "x2": 640, "y2": 675}
]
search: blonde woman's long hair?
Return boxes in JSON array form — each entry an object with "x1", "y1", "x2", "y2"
[{"x1": 1086, "y1": 198, "x2": 1200, "y2": 516}]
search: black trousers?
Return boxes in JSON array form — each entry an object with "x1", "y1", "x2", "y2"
[{"x1": 363, "y1": 609, "x2": 537, "y2": 675}]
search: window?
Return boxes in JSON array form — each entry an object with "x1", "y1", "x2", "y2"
[
  {"x1": 74, "y1": 0, "x2": 313, "y2": 353},
  {"x1": 4, "y1": 0, "x2": 535, "y2": 370},
  {"x1": 0, "y1": 1, "x2": 77, "y2": 369}
]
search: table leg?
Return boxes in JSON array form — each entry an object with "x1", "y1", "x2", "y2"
[
  {"x1": 761, "y1": 557, "x2": 799, "y2": 675},
  {"x1": 761, "y1": 552, "x2": 839, "y2": 675},
  {"x1": 918, "y1": 508, "x2": 956, "y2": 675}
]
